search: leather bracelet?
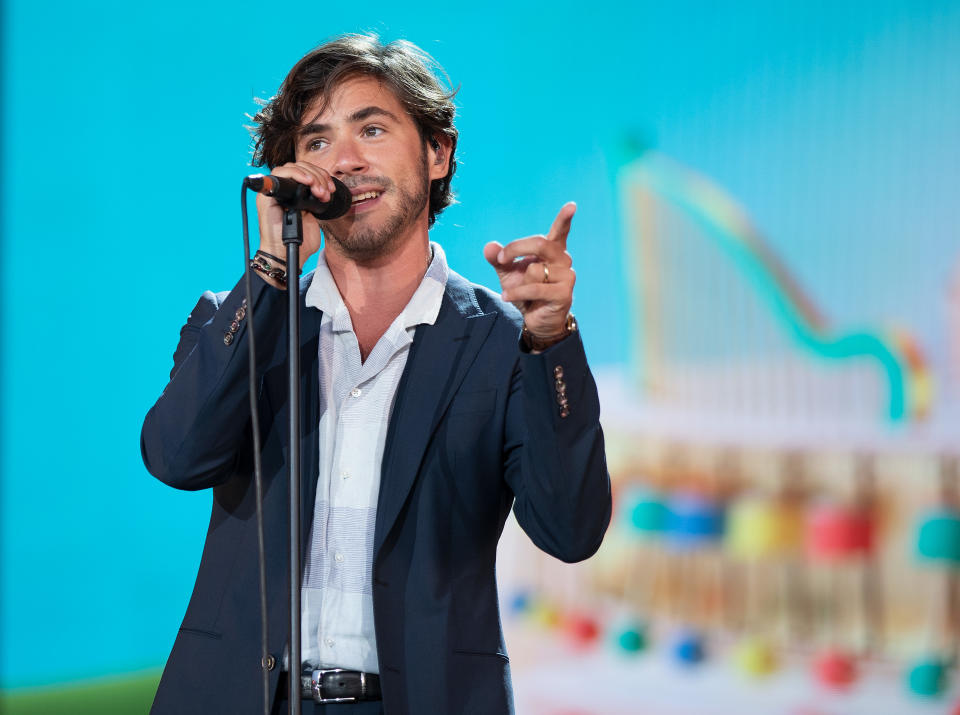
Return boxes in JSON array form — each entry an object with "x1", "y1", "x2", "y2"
[
  {"x1": 255, "y1": 249, "x2": 286, "y2": 265},
  {"x1": 522, "y1": 313, "x2": 577, "y2": 351},
  {"x1": 250, "y1": 255, "x2": 287, "y2": 286}
]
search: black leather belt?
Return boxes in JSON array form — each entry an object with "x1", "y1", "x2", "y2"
[{"x1": 279, "y1": 668, "x2": 382, "y2": 704}]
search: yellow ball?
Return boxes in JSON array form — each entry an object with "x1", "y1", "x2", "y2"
[
  {"x1": 530, "y1": 601, "x2": 562, "y2": 629},
  {"x1": 727, "y1": 499, "x2": 802, "y2": 558},
  {"x1": 734, "y1": 637, "x2": 778, "y2": 678},
  {"x1": 727, "y1": 499, "x2": 779, "y2": 558}
]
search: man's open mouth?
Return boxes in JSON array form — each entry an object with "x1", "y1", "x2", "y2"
[{"x1": 351, "y1": 190, "x2": 382, "y2": 206}]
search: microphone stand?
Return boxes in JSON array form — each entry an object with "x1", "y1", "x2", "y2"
[{"x1": 282, "y1": 206, "x2": 304, "y2": 715}]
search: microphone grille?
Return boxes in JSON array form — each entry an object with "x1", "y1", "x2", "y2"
[{"x1": 312, "y1": 178, "x2": 353, "y2": 220}]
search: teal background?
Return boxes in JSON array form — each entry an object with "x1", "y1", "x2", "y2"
[{"x1": 2, "y1": 0, "x2": 959, "y2": 692}]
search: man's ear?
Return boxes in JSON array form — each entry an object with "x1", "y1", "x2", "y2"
[{"x1": 428, "y1": 134, "x2": 452, "y2": 180}]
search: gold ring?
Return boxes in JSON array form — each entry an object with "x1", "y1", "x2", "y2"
[{"x1": 542, "y1": 263, "x2": 550, "y2": 283}]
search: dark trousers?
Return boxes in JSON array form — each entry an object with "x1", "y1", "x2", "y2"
[{"x1": 272, "y1": 700, "x2": 384, "y2": 715}]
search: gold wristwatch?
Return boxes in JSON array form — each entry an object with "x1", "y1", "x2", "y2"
[{"x1": 521, "y1": 313, "x2": 577, "y2": 351}]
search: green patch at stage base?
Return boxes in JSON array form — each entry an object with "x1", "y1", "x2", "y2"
[{"x1": 0, "y1": 670, "x2": 161, "y2": 714}]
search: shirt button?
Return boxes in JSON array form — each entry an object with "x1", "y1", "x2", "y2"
[
  {"x1": 334, "y1": 552, "x2": 344, "y2": 563},
  {"x1": 340, "y1": 470, "x2": 350, "y2": 480},
  {"x1": 350, "y1": 387, "x2": 362, "y2": 398},
  {"x1": 325, "y1": 637, "x2": 335, "y2": 647}
]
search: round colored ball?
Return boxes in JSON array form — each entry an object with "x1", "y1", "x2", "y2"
[
  {"x1": 907, "y1": 658, "x2": 948, "y2": 697},
  {"x1": 727, "y1": 498, "x2": 803, "y2": 559},
  {"x1": 916, "y1": 510, "x2": 960, "y2": 564},
  {"x1": 631, "y1": 496, "x2": 670, "y2": 535},
  {"x1": 530, "y1": 601, "x2": 562, "y2": 630},
  {"x1": 564, "y1": 613, "x2": 601, "y2": 646},
  {"x1": 734, "y1": 637, "x2": 777, "y2": 678},
  {"x1": 806, "y1": 503, "x2": 874, "y2": 561},
  {"x1": 673, "y1": 631, "x2": 706, "y2": 666},
  {"x1": 727, "y1": 499, "x2": 780, "y2": 558},
  {"x1": 813, "y1": 650, "x2": 858, "y2": 690},
  {"x1": 616, "y1": 625, "x2": 648, "y2": 654},
  {"x1": 510, "y1": 590, "x2": 532, "y2": 616},
  {"x1": 667, "y1": 494, "x2": 726, "y2": 549}
]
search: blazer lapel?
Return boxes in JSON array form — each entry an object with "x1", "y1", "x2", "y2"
[
  {"x1": 373, "y1": 274, "x2": 499, "y2": 557},
  {"x1": 299, "y1": 288, "x2": 324, "y2": 550}
]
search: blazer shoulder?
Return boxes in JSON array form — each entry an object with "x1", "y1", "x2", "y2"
[
  {"x1": 446, "y1": 269, "x2": 523, "y2": 330},
  {"x1": 177, "y1": 292, "x2": 220, "y2": 334},
  {"x1": 189, "y1": 289, "x2": 229, "y2": 320}
]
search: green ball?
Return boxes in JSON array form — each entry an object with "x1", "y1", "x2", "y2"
[
  {"x1": 631, "y1": 499, "x2": 669, "y2": 534},
  {"x1": 907, "y1": 659, "x2": 947, "y2": 697},
  {"x1": 916, "y1": 511, "x2": 960, "y2": 564},
  {"x1": 618, "y1": 627, "x2": 647, "y2": 653}
]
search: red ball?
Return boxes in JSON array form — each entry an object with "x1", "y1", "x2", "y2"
[
  {"x1": 813, "y1": 650, "x2": 858, "y2": 690},
  {"x1": 564, "y1": 612, "x2": 601, "y2": 646},
  {"x1": 807, "y1": 504, "x2": 874, "y2": 561}
]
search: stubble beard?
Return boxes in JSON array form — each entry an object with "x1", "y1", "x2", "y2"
[{"x1": 319, "y1": 151, "x2": 430, "y2": 263}]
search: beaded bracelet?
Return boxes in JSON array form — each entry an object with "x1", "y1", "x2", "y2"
[{"x1": 250, "y1": 255, "x2": 287, "y2": 286}]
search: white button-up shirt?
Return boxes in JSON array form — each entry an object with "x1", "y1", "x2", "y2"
[{"x1": 299, "y1": 243, "x2": 448, "y2": 674}]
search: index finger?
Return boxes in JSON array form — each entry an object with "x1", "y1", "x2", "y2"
[
  {"x1": 547, "y1": 201, "x2": 577, "y2": 247},
  {"x1": 292, "y1": 161, "x2": 337, "y2": 195},
  {"x1": 274, "y1": 161, "x2": 336, "y2": 196}
]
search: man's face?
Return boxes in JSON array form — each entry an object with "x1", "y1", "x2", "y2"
[{"x1": 294, "y1": 75, "x2": 444, "y2": 261}]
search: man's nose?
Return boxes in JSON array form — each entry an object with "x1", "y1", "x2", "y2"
[{"x1": 330, "y1": 137, "x2": 368, "y2": 176}]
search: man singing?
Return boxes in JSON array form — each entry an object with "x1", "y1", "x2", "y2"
[{"x1": 141, "y1": 34, "x2": 611, "y2": 715}]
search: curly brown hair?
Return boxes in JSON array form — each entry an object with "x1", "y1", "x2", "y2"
[{"x1": 250, "y1": 34, "x2": 459, "y2": 226}]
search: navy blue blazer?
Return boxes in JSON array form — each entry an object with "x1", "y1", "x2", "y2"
[{"x1": 141, "y1": 268, "x2": 611, "y2": 714}]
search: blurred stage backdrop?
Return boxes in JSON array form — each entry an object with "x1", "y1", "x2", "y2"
[{"x1": 2, "y1": 1, "x2": 959, "y2": 713}]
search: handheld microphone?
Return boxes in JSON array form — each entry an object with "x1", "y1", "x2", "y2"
[{"x1": 246, "y1": 174, "x2": 353, "y2": 220}]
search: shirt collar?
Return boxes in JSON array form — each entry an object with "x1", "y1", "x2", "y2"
[{"x1": 305, "y1": 242, "x2": 449, "y2": 334}]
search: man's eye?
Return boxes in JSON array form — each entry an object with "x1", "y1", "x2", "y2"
[
  {"x1": 306, "y1": 138, "x2": 328, "y2": 151},
  {"x1": 363, "y1": 126, "x2": 384, "y2": 138}
]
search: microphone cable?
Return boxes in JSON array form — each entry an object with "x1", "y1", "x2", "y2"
[
  {"x1": 238, "y1": 173, "x2": 348, "y2": 714},
  {"x1": 240, "y1": 176, "x2": 272, "y2": 715}
]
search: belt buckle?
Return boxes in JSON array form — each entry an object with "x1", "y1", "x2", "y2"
[{"x1": 311, "y1": 668, "x2": 360, "y2": 704}]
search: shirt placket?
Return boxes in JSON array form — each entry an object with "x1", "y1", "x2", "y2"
[
  {"x1": 314, "y1": 313, "x2": 413, "y2": 667},
  {"x1": 319, "y1": 328, "x2": 360, "y2": 659}
]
